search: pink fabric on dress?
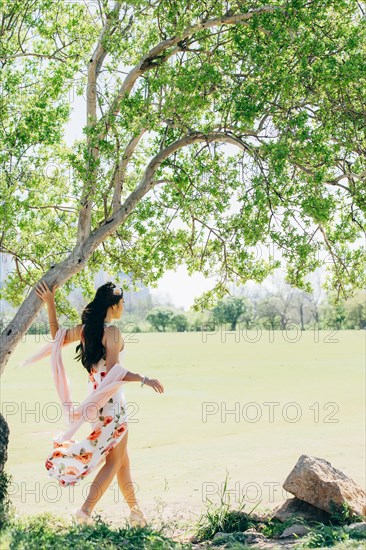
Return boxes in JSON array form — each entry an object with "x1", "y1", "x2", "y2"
[{"x1": 21, "y1": 326, "x2": 129, "y2": 443}]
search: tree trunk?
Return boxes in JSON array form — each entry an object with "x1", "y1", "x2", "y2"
[
  {"x1": 0, "y1": 413, "x2": 9, "y2": 474},
  {"x1": 280, "y1": 315, "x2": 286, "y2": 330},
  {"x1": 300, "y1": 303, "x2": 305, "y2": 331},
  {"x1": 0, "y1": 242, "x2": 91, "y2": 377}
]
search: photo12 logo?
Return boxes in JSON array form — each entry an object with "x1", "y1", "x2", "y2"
[{"x1": 201, "y1": 401, "x2": 340, "y2": 424}]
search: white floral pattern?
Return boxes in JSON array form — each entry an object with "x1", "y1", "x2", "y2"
[{"x1": 45, "y1": 350, "x2": 128, "y2": 487}]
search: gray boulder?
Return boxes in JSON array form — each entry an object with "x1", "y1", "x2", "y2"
[{"x1": 283, "y1": 455, "x2": 366, "y2": 518}]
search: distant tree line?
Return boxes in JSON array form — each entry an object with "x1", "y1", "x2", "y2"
[
  {"x1": 144, "y1": 288, "x2": 366, "y2": 333},
  {"x1": 3, "y1": 282, "x2": 364, "y2": 335}
]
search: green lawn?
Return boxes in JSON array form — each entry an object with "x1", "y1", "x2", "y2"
[{"x1": 1, "y1": 330, "x2": 365, "y2": 526}]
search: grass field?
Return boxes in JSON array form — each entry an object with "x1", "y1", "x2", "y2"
[{"x1": 1, "y1": 329, "x2": 365, "y2": 528}]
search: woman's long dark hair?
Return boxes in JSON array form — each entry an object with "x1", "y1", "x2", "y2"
[{"x1": 74, "y1": 281, "x2": 124, "y2": 374}]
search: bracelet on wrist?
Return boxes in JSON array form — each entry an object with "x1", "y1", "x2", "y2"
[{"x1": 141, "y1": 375, "x2": 149, "y2": 387}]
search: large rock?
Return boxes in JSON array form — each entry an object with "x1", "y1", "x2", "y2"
[
  {"x1": 282, "y1": 455, "x2": 366, "y2": 518},
  {"x1": 273, "y1": 497, "x2": 332, "y2": 524}
]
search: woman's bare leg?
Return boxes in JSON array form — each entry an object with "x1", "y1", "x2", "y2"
[
  {"x1": 81, "y1": 430, "x2": 129, "y2": 515},
  {"x1": 116, "y1": 451, "x2": 139, "y2": 509}
]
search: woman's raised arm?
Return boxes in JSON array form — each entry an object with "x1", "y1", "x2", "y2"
[
  {"x1": 64, "y1": 323, "x2": 83, "y2": 344},
  {"x1": 35, "y1": 280, "x2": 83, "y2": 343},
  {"x1": 35, "y1": 280, "x2": 60, "y2": 339}
]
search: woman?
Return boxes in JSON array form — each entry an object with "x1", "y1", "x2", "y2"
[{"x1": 35, "y1": 280, "x2": 164, "y2": 527}]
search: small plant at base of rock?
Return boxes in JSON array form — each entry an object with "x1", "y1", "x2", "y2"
[
  {"x1": 294, "y1": 524, "x2": 349, "y2": 548},
  {"x1": 261, "y1": 514, "x2": 310, "y2": 539},
  {"x1": 193, "y1": 471, "x2": 262, "y2": 542},
  {"x1": 328, "y1": 500, "x2": 364, "y2": 526}
]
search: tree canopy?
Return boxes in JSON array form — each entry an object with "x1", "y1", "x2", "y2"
[{"x1": 1, "y1": 0, "x2": 365, "y2": 371}]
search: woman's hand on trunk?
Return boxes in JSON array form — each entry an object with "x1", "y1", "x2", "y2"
[{"x1": 35, "y1": 280, "x2": 58, "y2": 306}]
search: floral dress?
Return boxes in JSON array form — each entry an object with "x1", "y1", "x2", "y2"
[{"x1": 44, "y1": 348, "x2": 128, "y2": 487}]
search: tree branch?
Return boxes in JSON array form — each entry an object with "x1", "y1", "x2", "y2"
[
  {"x1": 97, "y1": 5, "x2": 284, "y2": 140},
  {"x1": 76, "y1": 3, "x2": 283, "y2": 246},
  {"x1": 76, "y1": 1, "x2": 123, "y2": 245},
  {"x1": 110, "y1": 128, "x2": 147, "y2": 215},
  {"x1": 87, "y1": 131, "x2": 251, "y2": 249}
]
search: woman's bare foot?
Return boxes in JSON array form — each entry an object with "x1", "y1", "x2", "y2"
[
  {"x1": 129, "y1": 504, "x2": 147, "y2": 527},
  {"x1": 74, "y1": 507, "x2": 93, "y2": 525},
  {"x1": 81, "y1": 505, "x2": 93, "y2": 516}
]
